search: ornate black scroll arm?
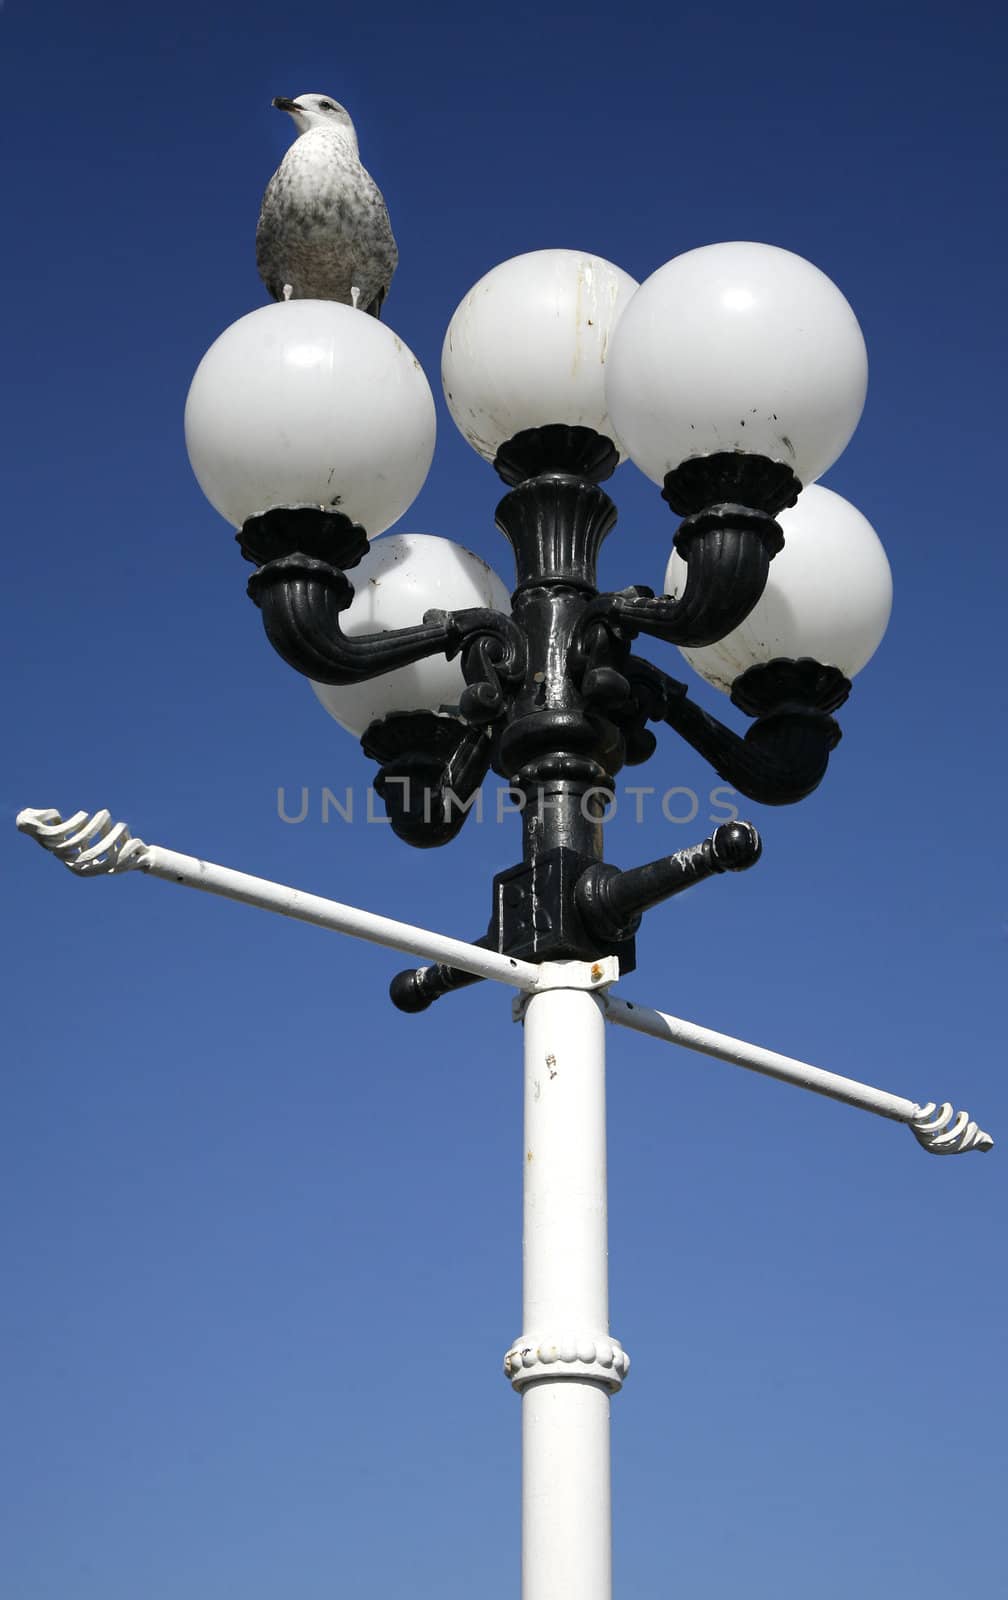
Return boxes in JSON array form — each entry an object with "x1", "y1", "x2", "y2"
[
  {"x1": 239, "y1": 506, "x2": 458, "y2": 686},
  {"x1": 574, "y1": 450, "x2": 802, "y2": 651},
  {"x1": 246, "y1": 558, "x2": 524, "y2": 696},
  {"x1": 577, "y1": 509, "x2": 784, "y2": 654},
  {"x1": 428, "y1": 607, "x2": 527, "y2": 725},
  {"x1": 362, "y1": 712, "x2": 494, "y2": 848},
  {"x1": 247, "y1": 554, "x2": 473, "y2": 684},
  {"x1": 565, "y1": 606, "x2": 634, "y2": 714},
  {"x1": 345, "y1": 605, "x2": 523, "y2": 848},
  {"x1": 619, "y1": 656, "x2": 849, "y2": 807},
  {"x1": 241, "y1": 504, "x2": 526, "y2": 697}
]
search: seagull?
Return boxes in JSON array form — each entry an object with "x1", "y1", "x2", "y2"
[{"x1": 256, "y1": 94, "x2": 398, "y2": 317}]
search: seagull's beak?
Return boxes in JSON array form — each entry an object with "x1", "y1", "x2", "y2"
[{"x1": 272, "y1": 97, "x2": 300, "y2": 113}]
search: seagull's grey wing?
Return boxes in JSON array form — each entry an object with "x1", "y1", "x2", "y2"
[
  {"x1": 256, "y1": 172, "x2": 290, "y2": 302},
  {"x1": 354, "y1": 167, "x2": 398, "y2": 313}
]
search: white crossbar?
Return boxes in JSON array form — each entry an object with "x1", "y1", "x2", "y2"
[
  {"x1": 14, "y1": 807, "x2": 614, "y2": 997},
  {"x1": 605, "y1": 995, "x2": 993, "y2": 1154},
  {"x1": 15, "y1": 805, "x2": 994, "y2": 1155}
]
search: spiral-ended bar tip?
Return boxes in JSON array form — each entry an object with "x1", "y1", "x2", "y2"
[
  {"x1": 16, "y1": 807, "x2": 147, "y2": 876},
  {"x1": 910, "y1": 1101, "x2": 994, "y2": 1155}
]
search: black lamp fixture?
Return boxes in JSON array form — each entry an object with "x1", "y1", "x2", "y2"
[{"x1": 184, "y1": 243, "x2": 892, "y2": 1008}]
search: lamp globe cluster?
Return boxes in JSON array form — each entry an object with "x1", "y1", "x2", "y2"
[{"x1": 184, "y1": 237, "x2": 891, "y2": 866}]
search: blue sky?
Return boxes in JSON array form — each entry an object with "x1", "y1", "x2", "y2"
[{"x1": 3, "y1": 2, "x2": 1005, "y2": 1596}]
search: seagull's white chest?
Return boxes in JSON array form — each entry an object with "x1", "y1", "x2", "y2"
[{"x1": 276, "y1": 129, "x2": 360, "y2": 210}]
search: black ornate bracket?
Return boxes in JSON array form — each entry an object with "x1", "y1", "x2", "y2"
[
  {"x1": 388, "y1": 820, "x2": 763, "y2": 1012},
  {"x1": 235, "y1": 430, "x2": 856, "y2": 1004},
  {"x1": 573, "y1": 451, "x2": 799, "y2": 653},
  {"x1": 238, "y1": 505, "x2": 371, "y2": 569},
  {"x1": 618, "y1": 655, "x2": 848, "y2": 807},
  {"x1": 241, "y1": 506, "x2": 526, "y2": 702},
  {"x1": 494, "y1": 424, "x2": 619, "y2": 487},
  {"x1": 361, "y1": 712, "x2": 493, "y2": 849}
]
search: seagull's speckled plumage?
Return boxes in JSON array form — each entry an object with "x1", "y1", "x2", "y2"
[{"x1": 256, "y1": 93, "x2": 398, "y2": 317}]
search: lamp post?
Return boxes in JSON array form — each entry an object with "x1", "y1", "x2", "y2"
[{"x1": 17, "y1": 242, "x2": 993, "y2": 1600}]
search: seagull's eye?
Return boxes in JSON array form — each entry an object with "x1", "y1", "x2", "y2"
[{"x1": 322, "y1": 101, "x2": 337, "y2": 111}]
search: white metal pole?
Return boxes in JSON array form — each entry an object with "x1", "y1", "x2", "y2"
[{"x1": 505, "y1": 971, "x2": 628, "y2": 1600}]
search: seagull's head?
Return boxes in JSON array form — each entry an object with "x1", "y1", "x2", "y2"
[{"x1": 272, "y1": 94, "x2": 357, "y2": 141}]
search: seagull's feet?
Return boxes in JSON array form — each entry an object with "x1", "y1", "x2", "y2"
[{"x1": 282, "y1": 283, "x2": 294, "y2": 302}]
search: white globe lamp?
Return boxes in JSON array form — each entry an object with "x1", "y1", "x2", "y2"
[
  {"x1": 442, "y1": 249, "x2": 638, "y2": 465},
  {"x1": 605, "y1": 242, "x2": 868, "y2": 490},
  {"x1": 185, "y1": 301, "x2": 436, "y2": 536}
]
